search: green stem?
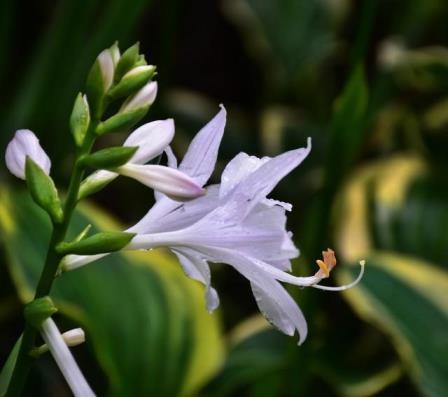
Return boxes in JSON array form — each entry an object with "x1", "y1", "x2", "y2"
[{"x1": 5, "y1": 123, "x2": 98, "y2": 397}]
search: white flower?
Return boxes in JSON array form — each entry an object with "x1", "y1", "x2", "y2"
[
  {"x1": 64, "y1": 105, "x2": 364, "y2": 344},
  {"x1": 5, "y1": 130, "x2": 51, "y2": 179},
  {"x1": 125, "y1": 140, "x2": 364, "y2": 343},
  {"x1": 80, "y1": 118, "x2": 204, "y2": 200},
  {"x1": 40, "y1": 318, "x2": 95, "y2": 397},
  {"x1": 120, "y1": 81, "x2": 158, "y2": 112},
  {"x1": 117, "y1": 163, "x2": 205, "y2": 200}
]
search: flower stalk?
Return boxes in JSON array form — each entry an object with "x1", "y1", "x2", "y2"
[{"x1": 5, "y1": 120, "x2": 99, "y2": 397}]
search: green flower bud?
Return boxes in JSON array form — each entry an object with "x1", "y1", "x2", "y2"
[
  {"x1": 70, "y1": 93, "x2": 90, "y2": 147},
  {"x1": 114, "y1": 42, "x2": 140, "y2": 82},
  {"x1": 108, "y1": 65, "x2": 156, "y2": 100}
]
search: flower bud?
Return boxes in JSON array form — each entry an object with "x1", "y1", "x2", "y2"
[
  {"x1": 62, "y1": 328, "x2": 86, "y2": 347},
  {"x1": 70, "y1": 94, "x2": 90, "y2": 147},
  {"x1": 5, "y1": 130, "x2": 51, "y2": 179},
  {"x1": 109, "y1": 42, "x2": 121, "y2": 67},
  {"x1": 97, "y1": 49, "x2": 115, "y2": 92},
  {"x1": 120, "y1": 81, "x2": 158, "y2": 113},
  {"x1": 108, "y1": 65, "x2": 156, "y2": 100},
  {"x1": 32, "y1": 327, "x2": 86, "y2": 357},
  {"x1": 114, "y1": 42, "x2": 140, "y2": 82},
  {"x1": 117, "y1": 163, "x2": 206, "y2": 201},
  {"x1": 124, "y1": 119, "x2": 174, "y2": 164},
  {"x1": 86, "y1": 47, "x2": 117, "y2": 117}
]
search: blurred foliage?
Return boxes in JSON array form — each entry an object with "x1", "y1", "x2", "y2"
[
  {"x1": 0, "y1": 189, "x2": 223, "y2": 396},
  {"x1": 1, "y1": 0, "x2": 448, "y2": 396}
]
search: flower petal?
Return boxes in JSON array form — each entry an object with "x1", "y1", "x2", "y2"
[
  {"x1": 251, "y1": 278, "x2": 308, "y2": 344},
  {"x1": 5, "y1": 130, "x2": 51, "y2": 179},
  {"x1": 62, "y1": 253, "x2": 107, "y2": 272},
  {"x1": 178, "y1": 105, "x2": 226, "y2": 185},
  {"x1": 124, "y1": 119, "x2": 175, "y2": 164},
  {"x1": 118, "y1": 163, "x2": 206, "y2": 201},
  {"x1": 219, "y1": 152, "x2": 270, "y2": 198},
  {"x1": 173, "y1": 248, "x2": 220, "y2": 312},
  {"x1": 220, "y1": 139, "x2": 311, "y2": 220},
  {"x1": 127, "y1": 107, "x2": 226, "y2": 231},
  {"x1": 177, "y1": 200, "x2": 298, "y2": 266},
  {"x1": 164, "y1": 146, "x2": 178, "y2": 169},
  {"x1": 134, "y1": 185, "x2": 220, "y2": 233}
]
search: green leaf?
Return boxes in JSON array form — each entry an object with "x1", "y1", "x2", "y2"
[
  {"x1": 0, "y1": 336, "x2": 22, "y2": 397},
  {"x1": 95, "y1": 107, "x2": 147, "y2": 135},
  {"x1": 57, "y1": 231, "x2": 135, "y2": 255},
  {"x1": 338, "y1": 254, "x2": 448, "y2": 397},
  {"x1": 203, "y1": 317, "x2": 287, "y2": 397},
  {"x1": 0, "y1": 188, "x2": 224, "y2": 396},
  {"x1": 114, "y1": 42, "x2": 140, "y2": 82},
  {"x1": 70, "y1": 93, "x2": 90, "y2": 147},
  {"x1": 325, "y1": 64, "x2": 368, "y2": 188},
  {"x1": 25, "y1": 158, "x2": 63, "y2": 223},
  {"x1": 82, "y1": 146, "x2": 137, "y2": 169},
  {"x1": 228, "y1": 0, "x2": 334, "y2": 77},
  {"x1": 335, "y1": 156, "x2": 448, "y2": 397}
]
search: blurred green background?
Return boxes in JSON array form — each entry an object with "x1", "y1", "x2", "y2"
[{"x1": 1, "y1": 0, "x2": 448, "y2": 396}]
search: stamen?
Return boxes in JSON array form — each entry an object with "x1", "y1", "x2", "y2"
[
  {"x1": 312, "y1": 260, "x2": 365, "y2": 291},
  {"x1": 315, "y1": 248, "x2": 337, "y2": 278},
  {"x1": 316, "y1": 259, "x2": 330, "y2": 277}
]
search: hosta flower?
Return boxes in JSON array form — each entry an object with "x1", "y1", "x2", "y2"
[
  {"x1": 64, "y1": 105, "x2": 364, "y2": 344},
  {"x1": 40, "y1": 318, "x2": 94, "y2": 397},
  {"x1": 5, "y1": 130, "x2": 51, "y2": 179},
  {"x1": 80, "y1": 118, "x2": 205, "y2": 200}
]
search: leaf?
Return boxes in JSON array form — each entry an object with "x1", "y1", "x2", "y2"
[
  {"x1": 0, "y1": 188, "x2": 225, "y2": 396},
  {"x1": 203, "y1": 316, "x2": 287, "y2": 397},
  {"x1": 0, "y1": 336, "x2": 22, "y2": 397},
  {"x1": 325, "y1": 64, "x2": 368, "y2": 188},
  {"x1": 225, "y1": 0, "x2": 334, "y2": 77},
  {"x1": 334, "y1": 155, "x2": 448, "y2": 397},
  {"x1": 338, "y1": 254, "x2": 448, "y2": 397}
]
